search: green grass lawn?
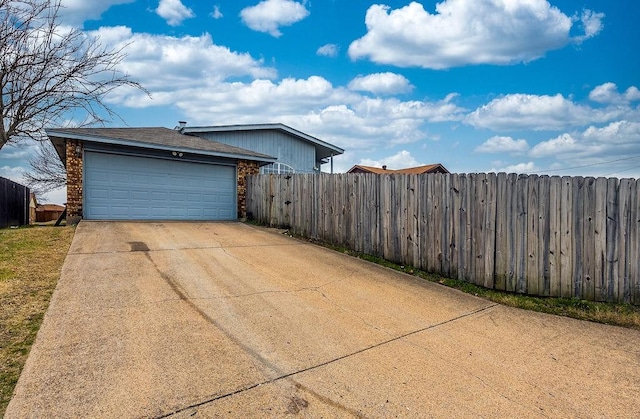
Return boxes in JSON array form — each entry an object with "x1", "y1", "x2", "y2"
[{"x1": 0, "y1": 226, "x2": 75, "y2": 416}]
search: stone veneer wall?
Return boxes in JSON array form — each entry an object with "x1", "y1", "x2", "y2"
[
  {"x1": 65, "y1": 139, "x2": 83, "y2": 224},
  {"x1": 237, "y1": 160, "x2": 260, "y2": 219}
]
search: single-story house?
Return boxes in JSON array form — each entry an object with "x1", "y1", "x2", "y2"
[
  {"x1": 347, "y1": 163, "x2": 449, "y2": 175},
  {"x1": 47, "y1": 124, "x2": 343, "y2": 223}
]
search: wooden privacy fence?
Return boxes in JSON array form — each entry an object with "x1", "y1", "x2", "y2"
[
  {"x1": 0, "y1": 177, "x2": 30, "y2": 229},
  {"x1": 246, "y1": 173, "x2": 640, "y2": 305}
]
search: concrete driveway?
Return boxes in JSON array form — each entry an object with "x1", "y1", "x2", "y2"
[{"x1": 6, "y1": 222, "x2": 640, "y2": 418}]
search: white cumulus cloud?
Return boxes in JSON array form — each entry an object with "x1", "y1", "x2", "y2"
[
  {"x1": 156, "y1": 0, "x2": 194, "y2": 26},
  {"x1": 240, "y1": 0, "x2": 309, "y2": 37},
  {"x1": 83, "y1": 25, "x2": 466, "y2": 158},
  {"x1": 489, "y1": 161, "x2": 539, "y2": 174},
  {"x1": 91, "y1": 28, "x2": 276, "y2": 101},
  {"x1": 0, "y1": 165, "x2": 26, "y2": 183},
  {"x1": 529, "y1": 121, "x2": 640, "y2": 165},
  {"x1": 466, "y1": 93, "x2": 628, "y2": 131},
  {"x1": 589, "y1": 83, "x2": 640, "y2": 105},
  {"x1": 573, "y1": 9, "x2": 605, "y2": 42},
  {"x1": 59, "y1": 0, "x2": 134, "y2": 26},
  {"x1": 359, "y1": 150, "x2": 424, "y2": 170},
  {"x1": 529, "y1": 133, "x2": 580, "y2": 157},
  {"x1": 475, "y1": 136, "x2": 529, "y2": 154},
  {"x1": 348, "y1": 0, "x2": 603, "y2": 69},
  {"x1": 348, "y1": 73, "x2": 413, "y2": 95},
  {"x1": 317, "y1": 44, "x2": 339, "y2": 57},
  {"x1": 211, "y1": 5, "x2": 223, "y2": 19}
]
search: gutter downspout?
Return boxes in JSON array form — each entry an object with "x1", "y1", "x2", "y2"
[{"x1": 330, "y1": 153, "x2": 334, "y2": 174}]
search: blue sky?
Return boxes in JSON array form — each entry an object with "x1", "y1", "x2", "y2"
[{"x1": 1, "y1": 0, "x2": 639, "y2": 204}]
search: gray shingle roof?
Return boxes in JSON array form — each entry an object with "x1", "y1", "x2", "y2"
[{"x1": 46, "y1": 127, "x2": 276, "y2": 162}]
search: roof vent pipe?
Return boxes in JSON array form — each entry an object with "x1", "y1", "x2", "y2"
[
  {"x1": 178, "y1": 121, "x2": 187, "y2": 128},
  {"x1": 382, "y1": 165, "x2": 387, "y2": 170}
]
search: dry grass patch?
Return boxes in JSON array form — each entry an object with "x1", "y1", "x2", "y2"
[{"x1": 0, "y1": 226, "x2": 75, "y2": 416}]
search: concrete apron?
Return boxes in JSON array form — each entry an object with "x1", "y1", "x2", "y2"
[{"x1": 6, "y1": 222, "x2": 640, "y2": 418}]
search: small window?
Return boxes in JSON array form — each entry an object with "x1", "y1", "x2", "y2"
[{"x1": 260, "y1": 162, "x2": 296, "y2": 175}]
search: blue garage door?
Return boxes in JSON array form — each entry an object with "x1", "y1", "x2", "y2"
[{"x1": 84, "y1": 152, "x2": 236, "y2": 220}]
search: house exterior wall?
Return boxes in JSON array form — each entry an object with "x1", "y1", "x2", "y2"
[
  {"x1": 198, "y1": 131, "x2": 316, "y2": 173},
  {"x1": 237, "y1": 160, "x2": 260, "y2": 218},
  {"x1": 65, "y1": 139, "x2": 261, "y2": 221},
  {"x1": 66, "y1": 139, "x2": 83, "y2": 224}
]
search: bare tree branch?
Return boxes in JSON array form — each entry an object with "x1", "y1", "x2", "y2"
[
  {"x1": 1, "y1": 0, "x2": 148, "y2": 195},
  {"x1": 1, "y1": 0, "x2": 148, "y2": 149},
  {"x1": 23, "y1": 140, "x2": 65, "y2": 195}
]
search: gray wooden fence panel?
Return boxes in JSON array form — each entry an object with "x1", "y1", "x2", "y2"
[
  {"x1": 246, "y1": 173, "x2": 640, "y2": 304},
  {"x1": 538, "y1": 176, "x2": 551, "y2": 296},
  {"x1": 594, "y1": 177, "x2": 608, "y2": 302},
  {"x1": 548, "y1": 176, "x2": 562, "y2": 297},
  {"x1": 527, "y1": 175, "x2": 539, "y2": 296},
  {"x1": 494, "y1": 172, "x2": 507, "y2": 290},
  {"x1": 583, "y1": 177, "x2": 596, "y2": 302},
  {"x1": 619, "y1": 179, "x2": 632, "y2": 303},
  {"x1": 484, "y1": 173, "x2": 497, "y2": 289},
  {"x1": 606, "y1": 177, "x2": 619, "y2": 302},
  {"x1": 441, "y1": 174, "x2": 451, "y2": 276},
  {"x1": 631, "y1": 179, "x2": 640, "y2": 305},
  {"x1": 506, "y1": 173, "x2": 518, "y2": 292},
  {"x1": 515, "y1": 175, "x2": 529, "y2": 294},
  {"x1": 560, "y1": 176, "x2": 574, "y2": 298}
]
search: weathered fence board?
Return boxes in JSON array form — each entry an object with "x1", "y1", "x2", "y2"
[
  {"x1": 548, "y1": 176, "x2": 562, "y2": 297},
  {"x1": 247, "y1": 173, "x2": 640, "y2": 305},
  {"x1": 560, "y1": 177, "x2": 574, "y2": 298}
]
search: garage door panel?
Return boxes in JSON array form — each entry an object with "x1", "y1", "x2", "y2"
[
  {"x1": 169, "y1": 191, "x2": 186, "y2": 202},
  {"x1": 148, "y1": 176, "x2": 168, "y2": 186},
  {"x1": 129, "y1": 174, "x2": 149, "y2": 185},
  {"x1": 88, "y1": 188, "x2": 109, "y2": 199},
  {"x1": 111, "y1": 189, "x2": 130, "y2": 200},
  {"x1": 110, "y1": 206, "x2": 131, "y2": 217},
  {"x1": 84, "y1": 152, "x2": 236, "y2": 220},
  {"x1": 131, "y1": 207, "x2": 149, "y2": 217},
  {"x1": 111, "y1": 173, "x2": 133, "y2": 183},
  {"x1": 131, "y1": 190, "x2": 150, "y2": 201}
]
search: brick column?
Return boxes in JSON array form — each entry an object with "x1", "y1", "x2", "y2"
[
  {"x1": 237, "y1": 160, "x2": 260, "y2": 219},
  {"x1": 65, "y1": 139, "x2": 83, "y2": 224}
]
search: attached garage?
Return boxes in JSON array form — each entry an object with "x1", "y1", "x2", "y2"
[
  {"x1": 46, "y1": 127, "x2": 276, "y2": 223},
  {"x1": 84, "y1": 152, "x2": 236, "y2": 220}
]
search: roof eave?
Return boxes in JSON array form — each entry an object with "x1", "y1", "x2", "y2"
[{"x1": 45, "y1": 129, "x2": 277, "y2": 164}]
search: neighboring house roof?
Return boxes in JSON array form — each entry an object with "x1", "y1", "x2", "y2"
[
  {"x1": 181, "y1": 123, "x2": 345, "y2": 162},
  {"x1": 46, "y1": 127, "x2": 277, "y2": 166},
  {"x1": 36, "y1": 204, "x2": 65, "y2": 212},
  {"x1": 347, "y1": 164, "x2": 450, "y2": 174}
]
